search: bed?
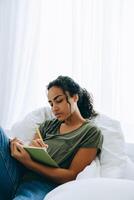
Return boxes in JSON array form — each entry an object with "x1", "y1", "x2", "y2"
[{"x1": 7, "y1": 107, "x2": 134, "y2": 200}]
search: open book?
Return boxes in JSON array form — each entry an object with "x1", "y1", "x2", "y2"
[{"x1": 23, "y1": 146, "x2": 59, "y2": 168}]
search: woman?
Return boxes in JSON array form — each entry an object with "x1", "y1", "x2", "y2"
[{"x1": 0, "y1": 75, "x2": 103, "y2": 200}]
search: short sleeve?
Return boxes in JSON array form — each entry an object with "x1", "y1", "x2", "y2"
[{"x1": 79, "y1": 127, "x2": 103, "y2": 154}]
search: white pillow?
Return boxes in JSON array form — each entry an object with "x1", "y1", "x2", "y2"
[
  {"x1": 45, "y1": 178, "x2": 134, "y2": 200},
  {"x1": 6, "y1": 107, "x2": 54, "y2": 141},
  {"x1": 92, "y1": 114, "x2": 126, "y2": 178},
  {"x1": 123, "y1": 157, "x2": 134, "y2": 180},
  {"x1": 76, "y1": 157, "x2": 101, "y2": 179}
]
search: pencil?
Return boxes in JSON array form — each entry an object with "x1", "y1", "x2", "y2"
[{"x1": 36, "y1": 127, "x2": 43, "y2": 141}]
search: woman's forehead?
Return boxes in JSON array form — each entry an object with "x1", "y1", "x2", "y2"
[{"x1": 48, "y1": 86, "x2": 65, "y2": 99}]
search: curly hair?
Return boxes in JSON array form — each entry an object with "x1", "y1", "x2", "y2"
[{"x1": 47, "y1": 75, "x2": 97, "y2": 119}]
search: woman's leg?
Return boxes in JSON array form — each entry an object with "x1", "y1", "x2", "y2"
[
  {"x1": 13, "y1": 179, "x2": 59, "y2": 200},
  {"x1": 0, "y1": 127, "x2": 26, "y2": 199}
]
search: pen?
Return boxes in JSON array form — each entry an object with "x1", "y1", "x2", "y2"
[
  {"x1": 36, "y1": 127, "x2": 43, "y2": 141},
  {"x1": 36, "y1": 127, "x2": 48, "y2": 150}
]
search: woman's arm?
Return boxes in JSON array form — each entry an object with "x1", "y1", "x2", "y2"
[{"x1": 11, "y1": 142, "x2": 97, "y2": 184}]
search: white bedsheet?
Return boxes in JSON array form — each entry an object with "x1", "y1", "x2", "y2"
[{"x1": 45, "y1": 178, "x2": 134, "y2": 200}]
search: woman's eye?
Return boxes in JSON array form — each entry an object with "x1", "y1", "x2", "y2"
[
  {"x1": 56, "y1": 99, "x2": 63, "y2": 103},
  {"x1": 49, "y1": 98, "x2": 63, "y2": 107}
]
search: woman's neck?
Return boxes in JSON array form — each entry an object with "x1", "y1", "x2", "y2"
[
  {"x1": 60, "y1": 112, "x2": 86, "y2": 134},
  {"x1": 64, "y1": 110, "x2": 85, "y2": 126}
]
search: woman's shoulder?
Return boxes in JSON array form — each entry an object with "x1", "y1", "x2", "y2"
[
  {"x1": 83, "y1": 119, "x2": 103, "y2": 139},
  {"x1": 39, "y1": 118, "x2": 61, "y2": 136},
  {"x1": 84, "y1": 119, "x2": 101, "y2": 132},
  {"x1": 78, "y1": 119, "x2": 103, "y2": 150},
  {"x1": 41, "y1": 118, "x2": 60, "y2": 128}
]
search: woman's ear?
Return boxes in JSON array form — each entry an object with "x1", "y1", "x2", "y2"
[{"x1": 73, "y1": 94, "x2": 79, "y2": 102}]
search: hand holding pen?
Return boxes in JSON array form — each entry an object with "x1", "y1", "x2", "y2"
[{"x1": 29, "y1": 128, "x2": 48, "y2": 149}]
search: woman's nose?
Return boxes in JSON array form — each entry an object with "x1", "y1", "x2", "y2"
[{"x1": 52, "y1": 104, "x2": 59, "y2": 112}]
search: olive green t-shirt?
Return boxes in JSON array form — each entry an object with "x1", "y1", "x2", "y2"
[
  {"x1": 23, "y1": 118, "x2": 103, "y2": 182},
  {"x1": 39, "y1": 118, "x2": 103, "y2": 168}
]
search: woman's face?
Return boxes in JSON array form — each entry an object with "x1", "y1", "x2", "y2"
[{"x1": 48, "y1": 86, "x2": 77, "y2": 121}]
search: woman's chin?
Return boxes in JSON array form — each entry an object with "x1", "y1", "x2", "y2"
[{"x1": 56, "y1": 116, "x2": 64, "y2": 121}]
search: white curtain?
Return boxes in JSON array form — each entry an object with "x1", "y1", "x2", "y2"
[
  {"x1": 0, "y1": 0, "x2": 44, "y2": 128},
  {"x1": 0, "y1": 0, "x2": 134, "y2": 142}
]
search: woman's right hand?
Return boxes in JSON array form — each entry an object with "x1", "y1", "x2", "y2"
[{"x1": 29, "y1": 139, "x2": 48, "y2": 149}]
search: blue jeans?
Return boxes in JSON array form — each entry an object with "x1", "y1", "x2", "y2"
[{"x1": 0, "y1": 127, "x2": 59, "y2": 200}]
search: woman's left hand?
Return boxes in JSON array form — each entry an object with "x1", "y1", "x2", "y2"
[{"x1": 11, "y1": 141, "x2": 32, "y2": 165}]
